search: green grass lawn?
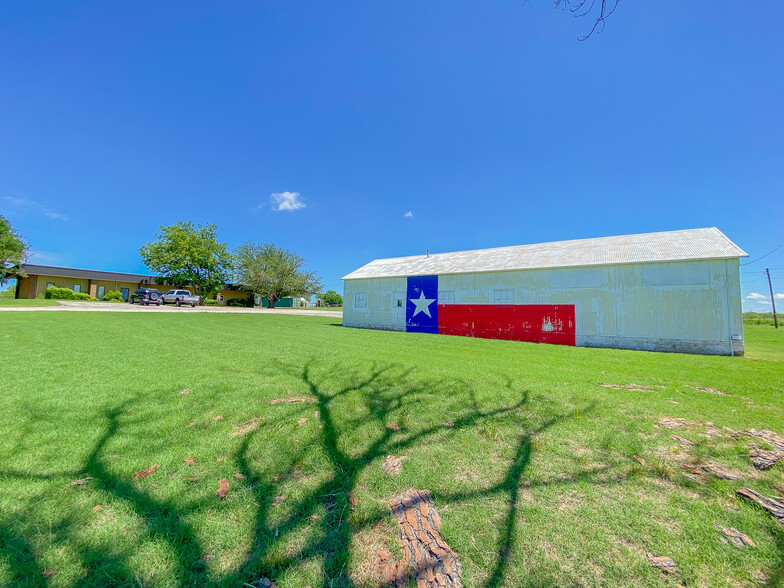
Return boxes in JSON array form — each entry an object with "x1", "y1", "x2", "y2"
[
  {"x1": 1, "y1": 313, "x2": 782, "y2": 587},
  {"x1": 0, "y1": 298, "x2": 60, "y2": 306}
]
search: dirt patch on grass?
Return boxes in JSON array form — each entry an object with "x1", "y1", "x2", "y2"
[
  {"x1": 555, "y1": 489, "x2": 583, "y2": 512},
  {"x1": 601, "y1": 383, "x2": 665, "y2": 392},
  {"x1": 268, "y1": 396, "x2": 313, "y2": 405},
  {"x1": 350, "y1": 519, "x2": 398, "y2": 587},
  {"x1": 519, "y1": 485, "x2": 535, "y2": 503},
  {"x1": 453, "y1": 464, "x2": 481, "y2": 483},
  {"x1": 655, "y1": 417, "x2": 697, "y2": 430},
  {"x1": 687, "y1": 385, "x2": 731, "y2": 396},
  {"x1": 232, "y1": 416, "x2": 265, "y2": 437}
]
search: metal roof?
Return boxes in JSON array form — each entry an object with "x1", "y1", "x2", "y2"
[
  {"x1": 342, "y1": 228, "x2": 747, "y2": 280},
  {"x1": 21, "y1": 264, "x2": 158, "y2": 283}
]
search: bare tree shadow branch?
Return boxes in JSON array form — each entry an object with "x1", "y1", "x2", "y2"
[{"x1": 3, "y1": 359, "x2": 634, "y2": 588}]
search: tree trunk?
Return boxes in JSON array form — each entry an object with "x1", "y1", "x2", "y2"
[{"x1": 268, "y1": 296, "x2": 277, "y2": 309}]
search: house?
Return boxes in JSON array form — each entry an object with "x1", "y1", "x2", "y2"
[{"x1": 14, "y1": 264, "x2": 250, "y2": 304}]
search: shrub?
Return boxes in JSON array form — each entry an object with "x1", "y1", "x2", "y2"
[
  {"x1": 227, "y1": 297, "x2": 254, "y2": 307},
  {"x1": 44, "y1": 287, "x2": 98, "y2": 301},
  {"x1": 45, "y1": 286, "x2": 75, "y2": 300},
  {"x1": 205, "y1": 298, "x2": 218, "y2": 306},
  {"x1": 103, "y1": 290, "x2": 123, "y2": 302}
]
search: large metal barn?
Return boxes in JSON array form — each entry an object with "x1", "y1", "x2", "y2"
[{"x1": 341, "y1": 228, "x2": 747, "y2": 356}]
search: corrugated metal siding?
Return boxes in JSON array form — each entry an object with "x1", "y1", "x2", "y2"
[
  {"x1": 342, "y1": 228, "x2": 747, "y2": 280},
  {"x1": 342, "y1": 259, "x2": 744, "y2": 355},
  {"x1": 343, "y1": 277, "x2": 407, "y2": 331}
]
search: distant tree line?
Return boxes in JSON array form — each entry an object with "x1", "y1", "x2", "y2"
[
  {"x1": 139, "y1": 221, "x2": 323, "y2": 308},
  {"x1": 319, "y1": 290, "x2": 343, "y2": 306}
]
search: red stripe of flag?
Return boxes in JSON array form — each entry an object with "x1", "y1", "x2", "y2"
[{"x1": 438, "y1": 304, "x2": 575, "y2": 346}]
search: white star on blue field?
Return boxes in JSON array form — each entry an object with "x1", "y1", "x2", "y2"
[{"x1": 409, "y1": 291, "x2": 436, "y2": 318}]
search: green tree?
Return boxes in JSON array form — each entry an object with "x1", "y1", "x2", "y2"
[
  {"x1": 1, "y1": 215, "x2": 29, "y2": 286},
  {"x1": 139, "y1": 222, "x2": 232, "y2": 299},
  {"x1": 321, "y1": 290, "x2": 343, "y2": 306},
  {"x1": 234, "y1": 242, "x2": 322, "y2": 309}
]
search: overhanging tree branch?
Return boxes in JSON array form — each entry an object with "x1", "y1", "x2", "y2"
[{"x1": 524, "y1": 0, "x2": 620, "y2": 40}]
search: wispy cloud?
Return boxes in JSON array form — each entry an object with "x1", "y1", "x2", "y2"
[
  {"x1": 4, "y1": 196, "x2": 67, "y2": 221},
  {"x1": 404, "y1": 211, "x2": 413, "y2": 218},
  {"x1": 27, "y1": 250, "x2": 59, "y2": 264},
  {"x1": 271, "y1": 191, "x2": 305, "y2": 212},
  {"x1": 743, "y1": 291, "x2": 772, "y2": 311},
  {"x1": 776, "y1": 293, "x2": 784, "y2": 300}
]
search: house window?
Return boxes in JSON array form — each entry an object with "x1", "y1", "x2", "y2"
[
  {"x1": 46, "y1": 282, "x2": 54, "y2": 289},
  {"x1": 97, "y1": 286, "x2": 105, "y2": 300},
  {"x1": 73, "y1": 284, "x2": 81, "y2": 293},
  {"x1": 354, "y1": 292, "x2": 368, "y2": 309},
  {"x1": 438, "y1": 290, "x2": 455, "y2": 304},
  {"x1": 396, "y1": 298, "x2": 403, "y2": 308},
  {"x1": 121, "y1": 288, "x2": 129, "y2": 302},
  {"x1": 494, "y1": 289, "x2": 514, "y2": 304}
]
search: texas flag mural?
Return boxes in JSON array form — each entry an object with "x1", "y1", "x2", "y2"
[
  {"x1": 406, "y1": 275, "x2": 439, "y2": 334},
  {"x1": 405, "y1": 275, "x2": 576, "y2": 346}
]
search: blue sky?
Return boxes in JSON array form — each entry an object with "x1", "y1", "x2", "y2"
[{"x1": 1, "y1": 1, "x2": 782, "y2": 310}]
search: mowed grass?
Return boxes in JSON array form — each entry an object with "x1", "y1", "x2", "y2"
[
  {"x1": 0, "y1": 313, "x2": 782, "y2": 588},
  {"x1": 0, "y1": 298, "x2": 60, "y2": 306}
]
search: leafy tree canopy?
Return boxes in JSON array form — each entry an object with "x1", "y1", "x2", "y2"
[
  {"x1": 1, "y1": 215, "x2": 29, "y2": 285},
  {"x1": 139, "y1": 221, "x2": 232, "y2": 297},
  {"x1": 234, "y1": 242, "x2": 322, "y2": 308},
  {"x1": 320, "y1": 290, "x2": 343, "y2": 306}
]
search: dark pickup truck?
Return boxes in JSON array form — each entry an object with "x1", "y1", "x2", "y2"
[{"x1": 129, "y1": 288, "x2": 162, "y2": 306}]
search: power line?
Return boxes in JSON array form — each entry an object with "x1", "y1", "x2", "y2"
[{"x1": 741, "y1": 242, "x2": 784, "y2": 267}]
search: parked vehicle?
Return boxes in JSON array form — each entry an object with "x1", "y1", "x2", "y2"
[
  {"x1": 161, "y1": 289, "x2": 200, "y2": 307},
  {"x1": 129, "y1": 288, "x2": 162, "y2": 306}
]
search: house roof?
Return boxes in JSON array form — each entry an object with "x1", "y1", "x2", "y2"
[
  {"x1": 341, "y1": 228, "x2": 747, "y2": 280},
  {"x1": 21, "y1": 264, "x2": 158, "y2": 283}
]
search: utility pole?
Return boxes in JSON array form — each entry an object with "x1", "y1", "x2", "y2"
[{"x1": 766, "y1": 268, "x2": 778, "y2": 329}]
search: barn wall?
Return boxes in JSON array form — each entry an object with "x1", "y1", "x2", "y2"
[
  {"x1": 343, "y1": 259, "x2": 744, "y2": 355},
  {"x1": 343, "y1": 277, "x2": 407, "y2": 331}
]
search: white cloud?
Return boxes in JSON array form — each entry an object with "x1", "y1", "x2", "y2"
[
  {"x1": 271, "y1": 191, "x2": 305, "y2": 212},
  {"x1": 404, "y1": 211, "x2": 413, "y2": 218},
  {"x1": 776, "y1": 293, "x2": 784, "y2": 300},
  {"x1": 745, "y1": 292, "x2": 767, "y2": 301},
  {"x1": 3, "y1": 196, "x2": 67, "y2": 221},
  {"x1": 27, "y1": 250, "x2": 59, "y2": 264}
]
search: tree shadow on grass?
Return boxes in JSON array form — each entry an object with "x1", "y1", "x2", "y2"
[
  {"x1": 0, "y1": 520, "x2": 44, "y2": 586},
  {"x1": 226, "y1": 361, "x2": 600, "y2": 588},
  {"x1": 2, "y1": 359, "x2": 620, "y2": 587},
  {"x1": 82, "y1": 401, "x2": 212, "y2": 585}
]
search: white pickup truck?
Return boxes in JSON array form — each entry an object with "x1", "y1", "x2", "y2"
[{"x1": 161, "y1": 289, "x2": 200, "y2": 307}]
